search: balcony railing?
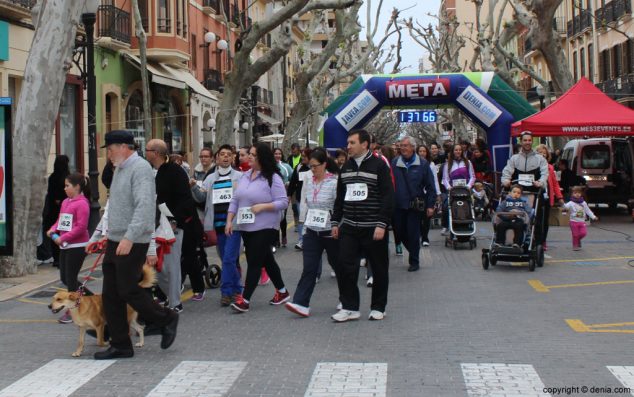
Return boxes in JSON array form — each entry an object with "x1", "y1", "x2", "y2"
[
  {"x1": 204, "y1": 69, "x2": 223, "y2": 92},
  {"x1": 595, "y1": 73, "x2": 634, "y2": 100},
  {"x1": 97, "y1": 5, "x2": 131, "y2": 44},
  {"x1": 231, "y1": 3, "x2": 240, "y2": 26},
  {"x1": 553, "y1": 16, "x2": 566, "y2": 35},
  {"x1": 0, "y1": 0, "x2": 36, "y2": 20},
  {"x1": 203, "y1": 0, "x2": 220, "y2": 13},
  {"x1": 567, "y1": 9, "x2": 592, "y2": 37},
  {"x1": 596, "y1": 0, "x2": 631, "y2": 27}
]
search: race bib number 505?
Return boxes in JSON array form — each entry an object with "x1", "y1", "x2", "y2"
[{"x1": 344, "y1": 183, "x2": 368, "y2": 201}]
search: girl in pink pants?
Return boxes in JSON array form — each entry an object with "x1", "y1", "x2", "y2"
[{"x1": 563, "y1": 186, "x2": 598, "y2": 251}]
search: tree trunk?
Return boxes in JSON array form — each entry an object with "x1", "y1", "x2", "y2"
[
  {"x1": 283, "y1": 82, "x2": 313, "y2": 153},
  {"x1": 132, "y1": 0, "x2": 152, "y2": 142},
  {"x1": 0, "y1": 1, "x2": 84, "y2": 277}
]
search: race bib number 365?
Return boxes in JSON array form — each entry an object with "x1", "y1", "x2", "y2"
[
  {"x1": 237, "y1": 207, "x2": 255, "y2": 224},
  {"x1": 58, "y1": 213, "x2": 73, "y2": 232},
  {"x1": 344, "y1": 183, "x2": 368, "y2": 201},
  {"x1": 305, "y1": 209, "x2": 329, "y2": 228}
]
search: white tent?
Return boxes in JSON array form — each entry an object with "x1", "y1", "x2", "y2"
[{"x1": 258, "y1": 133, "x2": 285, "y2": 143}]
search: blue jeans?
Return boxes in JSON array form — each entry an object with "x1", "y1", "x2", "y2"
[
  {"x1": 216, "y1": 231, "x2": 243, "y2": 296},
  {"x1": 297, "y1": 222, "x2": 304, "y2": 244},
  {"x1": 293, "y1": 229, "x2": 339, "y2": 307}
]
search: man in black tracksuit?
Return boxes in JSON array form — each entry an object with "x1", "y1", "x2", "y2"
[{"x1": 331, "y1": 129, "x2": 394, "y2": 322}]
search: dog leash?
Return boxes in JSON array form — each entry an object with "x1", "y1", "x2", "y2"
[{"x1": 69, "y1": 240, "x2": 107, "y2": 309}]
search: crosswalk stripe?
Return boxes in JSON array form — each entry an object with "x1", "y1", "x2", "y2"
[
  {"x1": 304, "y1": 362, "x2": 388, "y2": 397},
  {"x1": 0, "y1": 359, "x2": 115, "y2": 397},
  {"x1": 146, "y1": 361, "x2": 247, "y2": 397},
  {"x1": 607, "y1": 366, "x2": 634, "y2": 395},
  {"x1": 461, "y1": 363, "x2": 549, "y2": 396}
]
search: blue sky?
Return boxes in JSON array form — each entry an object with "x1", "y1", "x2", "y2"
[{"x1": 359, "y1": 0, "x2": 442, "y2": 73}]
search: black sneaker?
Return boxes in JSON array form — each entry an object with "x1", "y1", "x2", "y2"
[{"x1": 173, "y1": 304, "x2": 183, "y2": 313}]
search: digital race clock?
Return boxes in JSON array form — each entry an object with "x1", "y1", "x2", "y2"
[{"x1": 397, "y1": 110, "x2": 437, "y2": 123}]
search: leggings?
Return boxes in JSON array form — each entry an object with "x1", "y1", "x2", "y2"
[
  {"x1": 241, "y1": 229, "x2": 286, "y2": 301},
  {"x1": 59, "y1": 247, "x2": 87, "y2": 292}
]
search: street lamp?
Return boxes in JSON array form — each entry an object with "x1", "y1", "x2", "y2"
[
  {"x1": 535, "y1": 85, "x2": 546, "y2": 111},
  {"x1": 80, "y1": 2, "x2": 100, "y2": 233}
]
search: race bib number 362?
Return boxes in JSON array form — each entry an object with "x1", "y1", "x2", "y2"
[
  {"x1": 237, "y1": 207, "x2": 255, "y2": 224},
  {"x1": 58, "y1": 213, "x2": 73, "y2": 232},
  {"x1": 344, "y1": 183, "x2": 368, "y2": 201}
]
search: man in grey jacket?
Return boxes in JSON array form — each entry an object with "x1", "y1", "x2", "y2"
[
  {"x1": 94, "y1": 130, "x2": 178, "y2": 360},
  {"x1": 501, "y1": 130, "x2": 549, "y2": 245}
]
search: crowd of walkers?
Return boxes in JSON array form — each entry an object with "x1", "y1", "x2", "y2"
[{"x1": 40, "y1": 128, "x2": 596, "y2": 359}]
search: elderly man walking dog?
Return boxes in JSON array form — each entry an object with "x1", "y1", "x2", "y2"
[{"x1": 93, "y1": 130, "x2": 178, "y2": 360}]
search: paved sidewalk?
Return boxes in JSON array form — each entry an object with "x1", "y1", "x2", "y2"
[{"x1": 0, "y1": 254, "x2": 98, "y2": 302}]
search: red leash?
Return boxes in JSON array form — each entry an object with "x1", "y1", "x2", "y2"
[{"x1": 70, "y1": 240, "x2": 107, "y2": 308}]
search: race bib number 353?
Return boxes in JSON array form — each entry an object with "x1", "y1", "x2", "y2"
[
  {"x1": 344, "y1": 183, "x2": 368, "y2": 201},
  {"x1": 237, "y1": 207, "x2": 255, "y2": 224}
]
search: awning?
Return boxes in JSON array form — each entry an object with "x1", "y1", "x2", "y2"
[
  {"x1": 122, "y1": 52, "x2": 186, "y2": 90},
  {"x1": 161, "y1": 64, "x2": 217, "y2": 101},
  {"x1": 256, "y1": 111, "x2": 282, "y2": 126}
]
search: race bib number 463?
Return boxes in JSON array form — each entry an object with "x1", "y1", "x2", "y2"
[
  {"x1": 344, "y1": 183, "x2": 368, "y2": 201},
  {"x1": 237, "y1": 207, "x2": 255, "y2": 224},
  {"x1": 58, "y1": 213, "x2": 73, "y2": 232},
  {"x1": 213, "y1": 188, "x2": 232, "y2": 204}
]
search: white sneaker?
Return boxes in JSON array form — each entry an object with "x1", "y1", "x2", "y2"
[
  {"x1": 368, "y1": 310, "x2": 385, "y2": 321},
  {"x1": 366, "y1": 277, "x2": 373, "y2": 287},
  {"x1": 336, "y1": 302, "x2": 342, "y2": 310},
  {"x1": 330, "y1": 271, "x2": 336, "y2": 278},
  {"x1": 422, "y1": 241, "x2": 430, "y2": 247},
  {"x1": 285, "y1": 302, "x2": 310, "y2": 317},
  {"x1": 272, "y1": 246, "x2": 277, "y2": 253},
  {"x1": 331, "y1": 309, "x2": 361, "y2": 322},
  {"x1": 441, "y1": 228, "x2": 448, "y2": 236},
  {"x1": 360, "y1": 258, "x2": 367, "y2": 267}
]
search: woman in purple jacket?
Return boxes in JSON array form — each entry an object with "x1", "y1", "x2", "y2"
[
  {"x1": 440, "y1": 144, "x2": 475, "y2": 235},
  {"x1": 226, "y1": 143, "x2": 290, "y2": 313},
  {"x1": 47, "y1": 173, "x2": 91, "y2": 323}
]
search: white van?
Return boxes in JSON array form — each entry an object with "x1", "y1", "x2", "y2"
[{"x1": 560, "y1": 138, "x2": 634, "y2": 209}]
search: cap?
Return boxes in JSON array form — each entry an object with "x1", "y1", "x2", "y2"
[
  {"x1": 101, "y1": 130, "x2": 135, "y2": 148},
  {"x1": 520, "y1": 130, "x2": 533, "y2": 138}
]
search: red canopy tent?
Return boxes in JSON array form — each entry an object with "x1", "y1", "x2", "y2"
[{"x1": 511, "y1": 77, "x2": 634, "y2": 137}]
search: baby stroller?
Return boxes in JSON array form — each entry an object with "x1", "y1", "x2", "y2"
[
  {"x1": 481, "y1": 187, "x2": 545, "y2": 272},
  {"x1": 445, "y1": 185, "x2": 477, "y2": 249},
  {"x1": 473, "y1": 182, "x2": 494, "y2": 221}
]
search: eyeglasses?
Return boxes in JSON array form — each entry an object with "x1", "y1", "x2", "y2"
[{"x1": 309, "y1": 163, "x2": 323, "y2": 169}]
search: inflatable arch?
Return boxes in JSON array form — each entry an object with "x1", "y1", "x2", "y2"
[{"x1": 322, "y1": 72, "x2": 536, "y2": 171}]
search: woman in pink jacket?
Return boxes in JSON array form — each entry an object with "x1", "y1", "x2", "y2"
[{"x1": 47, "y1": 173, "x2": 91, "y2": 323}]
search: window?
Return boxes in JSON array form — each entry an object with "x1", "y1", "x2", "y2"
[
  {"x1": 58, "y1": 83, "x2": 81, "y2": 172},
  {"x1": 600, "y1": 50, "x2": 610, "y2": 81},
  {"x1": 573, "y1": 51, "x2": 578, "y2": 81},
  {"x1": 588, "y1": 44, "x2": 594, "y2": 81},
  {"x1": 138, "y1": 0, "x2": 149, "y2": 31},
  {"x1": 581, "y1": 145, "x2": 610, "y2": 169},
  {"x1": 580, "y1": 47, "x2": 586, "y2": 78},
  {"x1": 613, "y1": 44, "x2": 622, "y2": 77},
  {"x1": 191, "y1": 34, "x2": 197, "y2": 69},
  {"x1": 625, "y1": 40, "x2": 633, "y2": 74},
  {"x1": 157, "y1": 0, "x2": 171, "y2": 33},
  {"x1": 125, "y1": 90, "x2": 146, "y2": 152},
  {"x1": 176, "y1": 0, "x2": 187, "y2": 37}
]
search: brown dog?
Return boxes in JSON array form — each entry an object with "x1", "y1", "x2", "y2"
[{"x1": 48, "y1": 264, "x2": 156, "y2": 357}]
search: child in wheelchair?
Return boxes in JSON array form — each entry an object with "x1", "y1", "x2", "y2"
[{"x1": 494, "y1": 184, "x2": 534, "y2": 248}]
